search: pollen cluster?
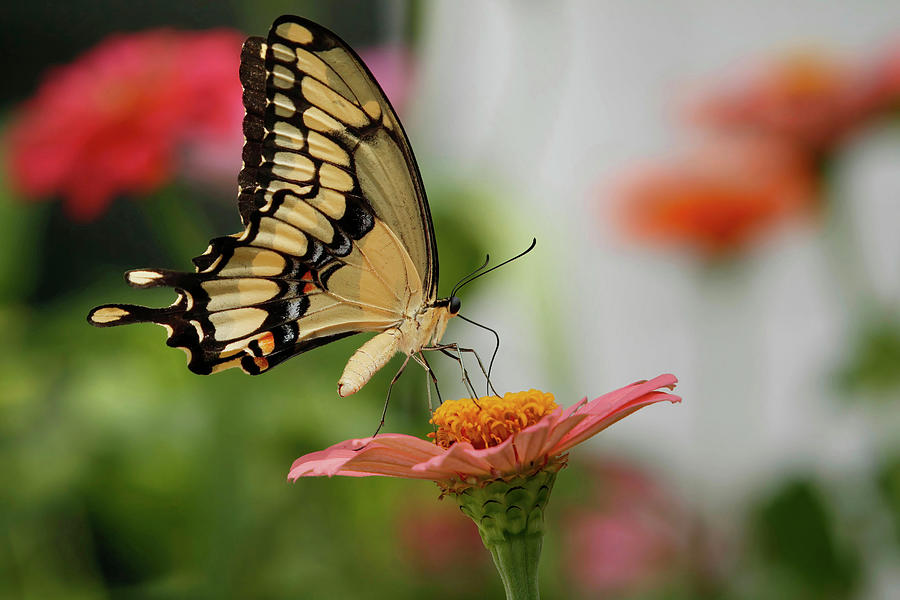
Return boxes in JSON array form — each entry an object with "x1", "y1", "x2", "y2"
[{"x1": 429, "y1": 390, "x2": 558, "y2": 449}]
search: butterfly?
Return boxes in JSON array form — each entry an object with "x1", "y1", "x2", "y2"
[{"x1": 88, "y1": 15, "x2": 462, "y2": 397}]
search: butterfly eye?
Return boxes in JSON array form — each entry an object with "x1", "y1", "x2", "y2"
[{"x1": 449, "y1": 296, "x2": 461, "y2": 315}]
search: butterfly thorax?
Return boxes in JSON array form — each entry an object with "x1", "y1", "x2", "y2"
[
  {"x1": 337, "y1": 299, "x2": 457, "y2": 397},
  {"x1": 398, "y1": 303, "x2": 454, "y2": 354}
]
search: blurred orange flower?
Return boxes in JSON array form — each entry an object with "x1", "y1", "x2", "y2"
[
  {"x1": 615, "y1": 136, "x2": 816, "y2": 257},
  {"x1": 864, "y1": 40, "x2": 900, "y2": 114},
  {"x1": 687, "y1": 50, "x2": 874, "y2": 152},
  {"x1": 5, "y1": 28, "x2": 244, "y2": 220}
]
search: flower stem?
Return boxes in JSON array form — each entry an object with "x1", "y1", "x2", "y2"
[
  {"x1": 450, "y1": 466, "x2": 561, "y2": 600},
  {"x1": 486, "y1": 533, "x2": 543, "y2": 600}
]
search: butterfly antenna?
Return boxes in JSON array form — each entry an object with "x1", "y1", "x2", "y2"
[
  {"x1": 457, "y1": 313, "x2": 500, "y2": 396},
  {"x1": 452, "y1": 238, "x2": 536, "y2": 296},
  {"x1": 450, "y1": 254, "x2": 491, "y2": 298}
]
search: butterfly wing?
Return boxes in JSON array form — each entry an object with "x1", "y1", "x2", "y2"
[
  {"x1": 88, "y1": 15, "x2": 437, "y2": 376},
  {"x1": 245, "y1": 16, "x2": 438, "y2": 295}
]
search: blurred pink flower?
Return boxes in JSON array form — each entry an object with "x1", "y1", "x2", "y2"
[
  {"x1": 289, "y1": 376, "x2": 679, "y2": 490},
  {"x1": 5, "y1": 28, "x2": 244, "y2": 220},
  {"x1": 360, "y1": 44, "x2": 415, "y2": 114},
  {"x1": 615, "y1": 135, "x2": 816, "y2": 257},
  {"x1": 563, "y1": 461, "x2": 685, "y2": 596},
  {"x1": 567, "y1": 511, "x2": 675, "y2": 594},
  {"x1": 397, "y1": 502, "x2": 487, "y2": 575},
  {"x1": 687, "y1": 50, "x2": 874, "y2": 152}
]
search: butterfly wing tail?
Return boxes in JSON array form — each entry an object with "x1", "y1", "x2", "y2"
[
  {"x1": 87, "y1": 269, "x2": 186, "y2": 326},
  {"x1": 87, "y1": 268, "x2": 218, "y2": 373},
  {"x1": 86, "y1": 263, "x2": 386, "y2": 377},
  {"x1": 87, "y1": 303, "x2": 175, "y2": 327}
]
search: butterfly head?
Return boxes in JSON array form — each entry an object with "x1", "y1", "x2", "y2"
[{"x1": 433, "y1": 296, "x2": 461, "y2": 316}]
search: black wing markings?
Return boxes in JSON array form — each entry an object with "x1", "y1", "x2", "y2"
[{"x1": 88, "y1": 15, "x2": 435, "y2": 376}]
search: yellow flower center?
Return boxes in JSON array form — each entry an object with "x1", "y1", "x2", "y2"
[{"x1": 429, "y1": 390, "x2": 558, "y2": 449}]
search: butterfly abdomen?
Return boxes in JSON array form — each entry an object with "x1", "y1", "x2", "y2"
[{"x1": 338, "y1": 328, "x2": 402, "y2": 397}]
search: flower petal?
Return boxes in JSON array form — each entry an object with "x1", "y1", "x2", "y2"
[
  {"x1": 411, "y1": 440, "x2": 495, "y2": 479},
  {"x1": 476, "y1": 436, "x2": 521, "y2": 474},
  {"x1": 552, "y1": 375, "x2": 680, "y2": 454},
  {"x1": 288, "y1": 433, "x2": 444, "y2": 480},
  {"x1": 432, "y1": 409, "x2": 574, "y2": 476},
  {"x1": 583, "y1": 375, "x2": 677, "y2": 416},
  {"x1": 535, "y1": 409, "x2": 590, "y2": 456},
  {"x1": 483, "y1": 410, "x2": 562, "y2": 470},
  {"x1": 288, "y1": 376, "x2": 681, "y2": 485},
  {"x1": 561, "y1": 397, "x2": 590, "y2": 419}
]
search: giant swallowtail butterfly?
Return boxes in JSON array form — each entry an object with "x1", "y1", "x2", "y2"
[{"x1": 88, "y1": 15, "x2": 460, "y2": 397}]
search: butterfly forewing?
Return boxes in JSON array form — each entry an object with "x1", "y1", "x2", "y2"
[
  {"x1": 89, "y1": 16, "x2": 438, "y2": 377},
  {"x1": 240, "y1": 17, "x2": 437, "y2": 294}
]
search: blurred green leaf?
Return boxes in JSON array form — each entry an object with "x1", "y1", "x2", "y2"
[
  {"x1": 0, "y1": 149, "x2": 44, "y2": 303},
  {"x1": 747, "y1": 478, "x2": 860, "y2": 600},
  {"x1": 836, "y1": 316, "x2": 900, "y2": 397},
  {"x1": 428, "y1": 179, "x2": 495, "y2": 299},
  {"x1": 877, "y1": 453, "x2": 900, "y2": 546},
  {"x1": 0, "y1": 269, "x2": 501, "y2": 598}
]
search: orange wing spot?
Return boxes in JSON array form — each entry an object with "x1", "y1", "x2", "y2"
[
  {"x1": 254, "y1": 356, "x2": 269, "y2": 370},
  {"x1": 303, "y1": 282, "x2": 317, "y2": 293},
  {"x1": 300, "y1": 270, "x2": 314, "y2": 281},
  {"x1": 258, "y1": 332, "x2": 276, "y2": 354}
]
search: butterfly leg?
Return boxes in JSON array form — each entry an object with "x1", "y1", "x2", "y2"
[
  {"x1": 430, "y1": 345, "x2": 477, "y2": 399},
  {"x1": 456, "y1": 345, "x2": 499, "y2": 397},
  {"x1": 372, "y1": 354, "x2": 412, "y2": 438},
  {"x1": 412, "y1": 352, "x2": 443, "y2": 408},
  {"x1": 412, "y1": 352, "x2": 443, "y2": 420},
  {"x1": 411, "y1": 353, "x2": 433, "y2": 412},
  {"x1": 429, "y1": 343, "x2": 499, "y2": 397}
]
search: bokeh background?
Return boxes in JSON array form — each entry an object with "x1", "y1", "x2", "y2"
[{"x1": 2, "y1": 1, "x2": 899, "y2": 598}]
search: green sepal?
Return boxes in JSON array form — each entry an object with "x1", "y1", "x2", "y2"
[
  {"x1": 449, "y1": 465, "x2": 561, "y2": 600},
  {"x1": 453, "y1": 466, "x2": 559, "y2": 546}
]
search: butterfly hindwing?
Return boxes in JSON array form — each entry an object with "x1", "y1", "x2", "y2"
[
  {"x1": 89, "y1": 237, "x2": 394, "y2": 375},
  {"x1": 89, "y1": 15, "x2": 437, "y2": 376}
]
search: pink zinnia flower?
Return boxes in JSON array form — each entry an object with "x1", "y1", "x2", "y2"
[
  {"x1": 5, "y1": 28, "x2": 244, "y2": 220},
  {"x1": 289, "y1": 376, "x2": 679, "y2": 489},
  {"x1": 290, "y1": 375, "x2": 679, "y2": 599},
  {"x1": 614, "y1": 135, "x2": 815, "y2": 257},
  {"x1": 290, "y1": 376, "x2": 679, "y2": 599}
]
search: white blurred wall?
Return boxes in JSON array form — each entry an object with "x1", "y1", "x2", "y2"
[{"x1": 408, "y1": 0, "x2": 900, "y2": 517}]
